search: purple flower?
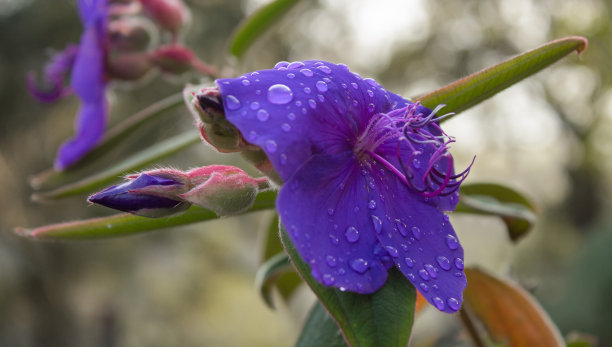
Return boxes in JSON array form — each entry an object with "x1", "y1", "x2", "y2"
[
  {"x1": 28, "y1": 0, "x2": 108, "y2": 170},
  {"x1": 212, "y1": 60, "x2": 472, "y2": 313}
]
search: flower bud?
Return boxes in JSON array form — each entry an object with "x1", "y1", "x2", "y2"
[
  {"x1": 139, "y1": 0, "x2": 190, "y2": 34},
  {"x1": 106, "y1": 52, "x2": 153, "y2": 80},
  {"x1": 107, "y1": 17, "x2": 156, "y2": 52},
  {"x1": 88, "y1": 173, "x2": 190, "y2": 217}
]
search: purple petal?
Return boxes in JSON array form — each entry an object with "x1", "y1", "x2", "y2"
[
  {"x1": 217, "y1": 60, "x2": 411, "y2": 182},
  {"x1": 77, "y1": 0, "x2": 107, "y2": 25},
  {"x1": 366, "y1": 158, "x2": 466, "y2": 313},
  {"x1": 26, "y1": 44, "x2": 79, "y2": 103},
  {"x1": 71, "y1": 23, "x2": 105, "y2": 103},
  {"x1": 54, "y1": 100, "x2": 107, "y2": 170},
  {"x1": 277, "y1": 152, "x2": 388, "y2": 293}
]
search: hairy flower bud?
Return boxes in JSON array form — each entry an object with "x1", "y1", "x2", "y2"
[
  {"x1": 106, "y1": 52, "x2": 153, "y2": 80},
  {"x1": 108, "y1": 17, "x2": 156, "y2": 52},
  {"x1": 139, "y1": 0, "x2": 190, "y2": 35}
]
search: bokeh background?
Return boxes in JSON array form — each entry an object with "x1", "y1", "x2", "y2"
[{"x1": 1, "y1": 0, "x2": 611, "y2": 346}]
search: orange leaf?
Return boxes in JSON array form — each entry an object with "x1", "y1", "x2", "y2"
[{"x1": 464, "y1": 268, "x2": 564, "y2": 347}]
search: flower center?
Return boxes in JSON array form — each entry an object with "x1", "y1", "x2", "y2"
[{"x1": 354, "y1": 103, "x2": 472, "y2": 198}]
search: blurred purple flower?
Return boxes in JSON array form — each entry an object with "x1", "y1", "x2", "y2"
[
  {"x1": 27, "y1": 0, "x2": 108, "y2": 170},
  {"x1": 212, "y1": 60, "x2": 472, "y2": 313}
]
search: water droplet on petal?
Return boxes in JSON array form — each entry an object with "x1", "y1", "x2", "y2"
[
  {"x1": 281, "y1": 123, "x2": 291, "y2": 132},
  {"x1": 322, "y1": 274, "x2": 335, "y2": 285},
  {"x1": 327, "y1": 208, "x2": 335, "y2": 216},
  {"x1": 352, "y1": 99, "x2": 359, "y2": 107},
  {"x1": 250, "y1": 101, "x2": 260, "y2": 110},
  {"x1": 419, "y1": 283, "x2": 429, "y2": 292},
  {"x1": 329, "y1": 234, "x2": 340, "y2": 245},
  {"x1": 303, "y1": 87, "x2": 311, "y2": 94},
  {"x1": 339, "y1": 286, "x2": 347, "y2": 292},
  {"x1": 225, "y1": 95, "x2": 241, "y2": 110},
  {"x1": 367, "y1": 216, "x2": 380, "y2": 235},
  {"x1": 248, "y1": 131, "x2": 257, "y2": 141},
  {"x1": 454, "y1": 257, "x2": 464, "y2": 270},
  {"x1": 316, "y1": 80, "x2": 328, "y2": 92},
  {"x1": 326, "y1": 255, "x2": 337, "y2": 267},
  {"x1": 338, "y1": 63, "x2": 350, "y2": 71},
  {"x1": 418, "y1": 269, "x2": 429, "y2": 281},
  {"x1": 287, "y1": 61, "x2": 304, "y2": 69},
  {"x1": 436, "y1": 256, "x2": 451, "y2": 270},
  {"x1": 308, "y1": 99, "x2": 317, "y2": 109},
  {"x1": 367, "y1": 89, "x2": 374, "y2": 97},
  {"x1": 350, "y1": 258, "x2": 369, "y2": 273},
  {"x1": 368, "y1": 103, "x2": 375, "y2": 113},
  {"x1": 365, "y1": 78, "x2": 377, "y2": 87},
  {"x1": 351, "y1": 82, "x2": 358, "y2": 90},
  {"x1": 287, "y1": 112, "x2": 296, "y2": 120},
  {"x1": 447, "y1": 297, "x2": 461, "y2": 311},
  {"x1": 411, "y1": 226, "x2": 422, "y2": 240},
  {"x1": 395, "y1": 219, "x2": 409, "y2": 237},
  {"x1": 241, "y1": 79, "x2": 251, "y2": 86},
  {"x1": 257, "y1": 109, "x2": 270, "y2": 122},
  {"x1": 300, "y1": 68, "x2": 313, "y2": 77},
  {"x1": 345, "y1": 226, "x2": 360, "y2": 243},
  {"x1": 317, "y1": 94, "x2": 325, "y2": 102},
  {"x1": 412, "y1": 158, "x2": 421, "y2": 168},
  {"x1": 384, "y1": 246, "x2": 399, "y2": 258},
  {"x1": 265, "y1": 140, "x2": 277, "y2": 153},
  {"x1": 433, "y1": 297, "x2": 445, "y2": 310},
  {"x1": 446, "y1": 234, "x2": 459, "y2": 250},
  {"x1": 368, "y1": 200, "x2": 376, "y2": 210},
  {"x1": 404, "y1": 257, "x2": 415, "y2": 268},
  {"x1": 267, "y1": 84, "x2": 293, "y2": 104},
  {"x1": 424, "y1": 264, "x2": 437, "y2": 278},
  {"x1": 280, "y1": 153, "x2": 287, "y2": 165},
  {"x1": 274, "y1": 61, "x2": 289, "y2": 69},
  {"x1": 287, "y1": 73, "x2": 295, "y2": 79},
  {"x1": 317, "y1": 65, "x2": 332, "y2": 74}
]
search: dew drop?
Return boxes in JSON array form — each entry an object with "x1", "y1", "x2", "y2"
[
  {"x1": 326, "y1": 255, "x2": 337, "y2": 267},
  {"x1": 436, "y1": 256, "x2": 451, "y2": 270},
  {"x1": 404, "y1": 257, "x2": 415, "y2": 268},
  {"x1": 287, "y1": 73, "x2": 295, "y2": 79},
  {"x1": 241, "y1": 79, "x2": 251, "y2": 86},
  {"x1": 350, "y1": 258, "x2": 369, "y2": 273},
  {"x1": 225, "y1": 95, "x2": 241, "y2": 110},
  {"x1": 338, "y1": 268, "x2": 346, "y2": 275},
  {"x1": 303, "y1": 87, "x2": 311, "y2": 94},
  {"x1": 345, "y1": 226, "x2": 360, "y2": 243},
  {"x1": 338, "y1": 63, "x2": 350, "y2": 71},
  {"x1": 351, "y1": 82, "x2": 359, "y2": 90},
  {"x1": 432, "y1": 297, "x2": 445, "y2": 310},
  {"x1": 317, "y1": 65, "x2": 332, "y2": 74},
  {"x1": 280, "y1": 153, "x2": 287, "y2": 165},
  {"x1": 384, "y1": 246, "x2": 399, "y2": 258},
  {"x1": 329, "y1": 234, "x2": 340, "y2": 245},
  {"x1": 267, "y1": 84, "x2": 293, "y2": 104},
  {"x1": 418, "y1": 269, "x2": 429, "y2": 281},
  {"x1": 446, "y1": 234, "x2": 459, "y2": 250},
  {"x1": 339, "y1": 286, "x2": 347, "y2": 292},
  {"x1": 317, "y1": 94, "x2": 325, "y2": 102},
  {"x1": 316, "y1": 80, "x2": 328, "y2": 92},
  {"x1": 411, "y1": 226, "x2": 422, "y2": 240},
  {"x1": 447, "y1": 297, "x2": 461, "y2": 311},
  {"x1": 248, "y1": 131, "x2": 257, "y2": 141},
  {"x1": 365, "y1": 78, "x2": 378, "y2": 87},
  {"x1": 301, "y1": 108, "x2": 307, "y2": 114},
  {"x1": 274, "y1": 61, "x2": 289, "y2": 69},
  {"x1": 300, "y1": 68, "x2": 313, "y2": 77},
  {"x1": 419, "y1": 283, "x2": 429, "y2": 292},
  {"x1": 281, "y1": 123, "x2": 291, "y2": 132},
  {"x1": 395, "y1": 219, "x2": 409, "y2": 237},
  {"x1": 367, "y1": 103, "x2": 375, "y2": 113},
  {"x1": 265, "y1": 140, "x2": 278, "y2": 153},
  {"x1": 341, "y1": 83, "x2": 348, "y2": 89},
  {"x1": 322, "y1": 274, "x2": 335, "y2": 285},
  {"x1": 424, "y1": 264, "x2": 437, "y2": 278},
  {"x1": 327, "y1": 208, "x2": 335, "y2": 216},
  {"x1": 308, "y1": 99, "x2": 317, "y2": 109},
  {"x1": 367, "y1": 89, "x2": 374, "y2": 97},
  {"x1": 407, "y1": 273, "x2": 416, "y2": 281},
  {"x1": 352, "y1": 99, "x2": 358, "y2": 107},
  {"x1": 368, "y1": 200, "x2": 376, "y2": 210},
  {"x1": 454, "y1": 257, "x2": 464, "y2": 270},
  {"x1": 412, "y1": 158, "x2": 421, "y2": 168},
  {"x1": 250, "y1": 101, "x2": 260, "y2": 110},
  {"x1": 287, "y1": 61, "x2": 304, "y2": 69},
  {"x1": 353, "y1": 206, "x2": 360, "y2": 213},
  {"x1": 295, "y1": 100, "x2": 302, "y2": 107},
  {"x1": 371, "y1": 215, "x2": 383, "y2": 234},
  {"x1": 287, "y1": 112, "x2": 296, "y2": 120},
  {"x1": 257, "y1": 109, "x2": 270, "y2": 122}
]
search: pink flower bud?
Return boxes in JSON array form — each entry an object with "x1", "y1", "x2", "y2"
[
  {"x1": 139, "y1": 0, "x2": 190, "y2": 35},
  {"x1": 108, "y1": 17, "x2": 156, "y2": 52},
  {"x1": 106, "y1": 52, "x2": 153, "y2": 80}
]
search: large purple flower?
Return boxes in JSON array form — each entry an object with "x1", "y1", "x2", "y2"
[
  {"x1": 214, "y1": 60, "x2": 471, "y2": 313},
  {"x1": 28, "y1": 0, "x2": 108, "y2": 170}
]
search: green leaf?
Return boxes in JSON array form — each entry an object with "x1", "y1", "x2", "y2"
[
  {"x1": 228, "y1": 0, "x2": 301, "y2": 58},
  {"x1": 456, "y1": 183, "x2": 538, "y2": 242},
  {"x1": 296, "y1": 301, "x2": 349, "y2": 347},
  {"x1": 416, "y1": 36, "x2": 587, "y2": 119},
  {"x1": 464, "y1": 267, "x2": 564, "y2": 347},
  {"x1": 31, "y1": 131, "x2": 200, "y2": 201},
  {"x1": 15, "y1": 191, "x2": 277, "y2": 240},
  {"x1": 258, "y1": 214, "x2": 303, "y2": 308},
  {"x1": 30, "y1": 93, "x2": 185, "y2": 190},
  {"x1": 281, "y1": 226, "x2": 416, "y2": 347},
  {"x1": 255, "y1": 252, "x2": 295, "y2": 309}
]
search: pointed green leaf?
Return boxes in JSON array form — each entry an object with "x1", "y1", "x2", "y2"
[
  {"x1": 228, "y1": 0, "x2": 301, "y2": 58},
  {"x1": 281, "y1": 226, "x2": 416, "y2": 347},
  {"x1": 31, "y1": 131, "x2": 200, "y2": 202},
  {"x1": 15, "y1": 191, "x2": 277, "y2": 240},
  {"x1": 259, "y1": 214, "x2": 303, "y2": 308},
  {"x1": 456, "y1": 183, "x2": 538, "y2": 242},
  {"x1": 255, "y1": 252, "x2": 295, "y2": 309},
  {"x1": 416, "y1": 36, "x2": 587, "y2": 119},
  {"x1": 296, "y1": 301, "x2": 349, "y2": 347},
  {"x1": 30, "y1": 93, "x2": 185, "y2": 190}
]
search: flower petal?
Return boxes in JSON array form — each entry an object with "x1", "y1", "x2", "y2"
[
  {"x1": 277, "y1": 151, "x2": 388, "y2": 293},
  {"x1": 71, "y1": 24, "x2": 105, "y2": 104},
  {"x1": 54, "y1": 100, "x2": 107, "y2": 169},
  {"x1": 218, "y1": 60, "x2": 411, "y2": 181},
  {"x1": 366, "y1": 159, "x2": 467, "y2": 313}
]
